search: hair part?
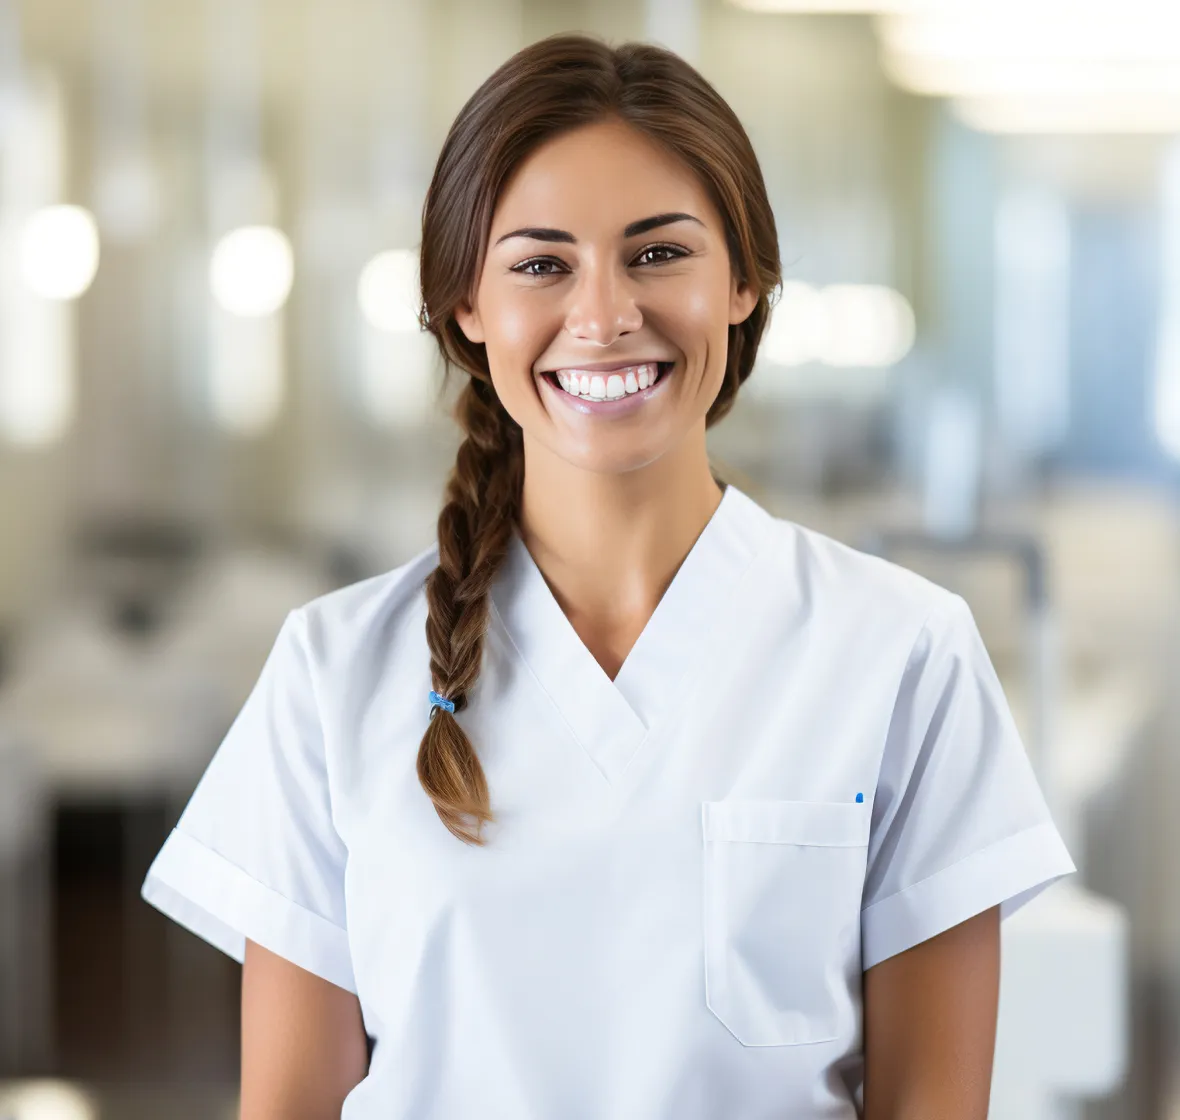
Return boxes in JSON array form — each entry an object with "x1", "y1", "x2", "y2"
[{"x1": 416, "y1": 33, "x2": 782, "y2": 844}]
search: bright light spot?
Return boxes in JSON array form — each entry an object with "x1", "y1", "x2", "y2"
[
  {"x1": 359, "y1": 327, "x2": 440, "y2": 428},
  {"x1": 19, "y1": 205, "x2": 100, "y2": 300},
  {"x1": 762, "y1": 282, "x2": 823, "y2": 366},
  {"x1": 954, "y1": 94, "x2": 1180, "y2": 134},
  {"x1": 209, "y1": 226, "x2": 294, "y2": 317},
  {"x1": 209, "y1": 307, "x2": 285, "y2": 434},
  {"x1": 762, "y1": 282, "x2": 914, "y2": 367},
  {"x1": 821, "y1": 284, "x2": 915, "y2": 367},
  {"x1": 879, "y1": 4, "x2": 1180, "y2": 135},
  {"x1": 358, "y1": 249, "x2": 421, "y2": 333},
  {"x1": 727, "y1": 0, "x2": 916, "y2": 10},
  {"x1": 0, "y1": 1080, "x2": 98, "y2": 1120},
  {"x1": 0, "y1": 318, "x2": 74, "y2": 447}
]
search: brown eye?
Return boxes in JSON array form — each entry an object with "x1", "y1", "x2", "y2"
[
  {"x1": 512, "y1": 257, "x2": 567, "y2": 277},
  {"x1": 633, "y1": 244, "x2": 689, "y2": 267}
]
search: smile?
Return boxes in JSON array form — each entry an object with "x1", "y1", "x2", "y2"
[{"x1": 542, "y1": 361, "x2": 674, "y2": 401}]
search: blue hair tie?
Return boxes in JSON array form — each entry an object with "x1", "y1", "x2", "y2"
[{"x1": 429, "y1": 689, "x2": 455, "y2": 715}]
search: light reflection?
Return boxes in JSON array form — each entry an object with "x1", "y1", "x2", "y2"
[
  {"x1": 209, "y1": 225, "x2": 294, "y2": 318},
  {"x1": 0, "y1": 1081, "x2": 97, "y2": 1120},
  {"x1": 19, "y1": 204, "x2": 100, "y2": 301},
  {"x1": 357, "y1": 249, "x2": 420, "y2": 334},
  {"x1": 762, "y1": 282, "x2": 915, "y2": 369}
]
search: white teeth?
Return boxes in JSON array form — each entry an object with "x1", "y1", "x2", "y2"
[{"x1": 552, "y1": 362, "x2": 668, "y2": 400}]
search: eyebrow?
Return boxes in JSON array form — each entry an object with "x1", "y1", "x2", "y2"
[{"x1": 493, "y1": 212, "x2": 704, "y2": 246}]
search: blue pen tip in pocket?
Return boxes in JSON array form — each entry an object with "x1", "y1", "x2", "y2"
[{"x1": 855, "y1": 792, "x2": 864, "y2": 803}]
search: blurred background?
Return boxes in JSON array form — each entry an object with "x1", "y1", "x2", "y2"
[{"x1": 0, "y1": 0, "x2": 1176, "y2": 1116}]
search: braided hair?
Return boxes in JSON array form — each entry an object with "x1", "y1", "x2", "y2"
[{"x1": 416, "y1": 34, "x2": 781, "y2": 844}]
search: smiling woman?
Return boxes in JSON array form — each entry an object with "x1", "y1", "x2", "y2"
[
  {"x1": 452, "y1": 118, "x2": 759, "y2": 478},
  {"x1": 140, "y1": 31, "x2": 1075, "y2": 1120}
]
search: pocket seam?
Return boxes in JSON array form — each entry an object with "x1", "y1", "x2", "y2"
[
  {"x1": 701, "y1": 799, "x2": 866, "y2": 1048},
  {"x1": 702, "y1": 799, "x2": 870, "y2": 847}
]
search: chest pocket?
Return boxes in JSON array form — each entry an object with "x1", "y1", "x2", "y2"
[{"x1": 701, "y1": 799, "x2": 870, "y2": 1047}]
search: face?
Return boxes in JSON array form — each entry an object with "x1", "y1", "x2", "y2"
[{"x1": 454, "y1": 118, "x2": 758, "y2": 477}]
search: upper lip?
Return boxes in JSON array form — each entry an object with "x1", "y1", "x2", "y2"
[{"x1": 539, "y1": 358, "x2": 674, "y2": 373}]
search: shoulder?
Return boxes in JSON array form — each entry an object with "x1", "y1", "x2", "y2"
[
  {"x1": 288, "y1": 542, "x2": 440, "y2": 663},
  {"x1": 755, "y1": 497, "x2": 968, "y2": 641}
]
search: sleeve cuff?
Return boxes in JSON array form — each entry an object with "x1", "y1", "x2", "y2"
[
  {"x1": 860, "y1": 821, "x2": 1077, "y2": 971},
  {"x1": 140, "y1": 827, "x2": 357, "y2": 995}
]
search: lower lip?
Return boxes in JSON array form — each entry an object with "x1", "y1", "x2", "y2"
[{"x1": 539, "y1": 363, "x2": 674, "y2": 417}]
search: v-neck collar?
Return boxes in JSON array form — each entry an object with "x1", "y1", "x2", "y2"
[{"x1": 488, "y1": 484, "x2": 775, "y2": 786}]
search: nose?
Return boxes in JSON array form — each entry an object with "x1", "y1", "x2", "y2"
[{"x1": 563, "y1": 259, "x2": 642, "y2": 345}]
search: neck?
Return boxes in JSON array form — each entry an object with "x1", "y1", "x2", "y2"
[{"x1": 515, "y1": 430, "x2": 725, "y2": 630}]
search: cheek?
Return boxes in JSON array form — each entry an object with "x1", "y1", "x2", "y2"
[
  {"x1": 481, "y1": 292, "x2": 549, "y2": 361},
  {"x1": 680, "y1": 287, "x2": 727, "y2": 329},
  {"x1": 671, "y1": 282, "x2": 735, "y2": 367}
]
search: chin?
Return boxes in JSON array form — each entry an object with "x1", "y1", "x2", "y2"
[{"x1": 561, "y1": 441, "x2": 670, "y2": 478}]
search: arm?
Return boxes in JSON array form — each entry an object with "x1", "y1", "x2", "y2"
[
  {"x1": 240, "y1": 938, "x2": 370, "y2": 1120},
  {"x1": 863, "y1": 905, "x2": 1000, "y2": 1120}
]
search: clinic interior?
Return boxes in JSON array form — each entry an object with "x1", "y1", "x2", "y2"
[{"x1": 0, "y1": 0, "x2": 1178, "y2": 1117}]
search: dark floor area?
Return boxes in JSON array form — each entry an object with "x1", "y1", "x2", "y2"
[{"x1": 7, "y1": 797, "x2": 242, "y2": 1113}]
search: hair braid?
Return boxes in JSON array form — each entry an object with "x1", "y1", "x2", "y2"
[
  {"x1": 415, "y1": 34, "x2": 780, "y2": 844},
  {"x1": 418, "y1": 376, "x2": 523, "y2": 844}
]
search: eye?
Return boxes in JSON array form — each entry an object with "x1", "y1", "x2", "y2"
[
  {"x1": 510, "y1": 257, "x2": 568, "y2": 277},
  {"x1": 632, "y1": 243, "x2": 689, "y2": 267}
]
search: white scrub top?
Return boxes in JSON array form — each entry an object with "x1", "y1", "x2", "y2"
[{"x1": 141, "y1": 483, "x2": 1075, "y2": 1118}]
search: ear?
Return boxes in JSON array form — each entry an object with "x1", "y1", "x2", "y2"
[
  {"x1": 728, "y1": 278, "x2": 759, "y2": 326},
  {"x1": 453, "y1": 299, "x2": 486, "y2": 344}
]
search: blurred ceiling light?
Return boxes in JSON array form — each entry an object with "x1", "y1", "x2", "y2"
[
  {"x1": 728, "y1": 0, "x2": 916, "y2": 10},
  {"x1": 762, "y1": 281, "x2": 915, "y2": 367},
  {"x1": 359, "y1": 328, "x2": 439, "y2": 429},
  {"x1": 209, "y1": 225, "x2": 293, "y2": 317},
  {"x1": 953, "y1": 95, "x2": 1180, "y2": 134},
  {"x1": 878, "y1": 4, "x2": 1180, "y2": 133},
  {"x1": 0, "y1": 324, "x2": 73, "y2": 447},
  {"x1": 210, "y1": 309, "x2": 284, "y2": 434},
  {"x1": 762, "y1": 281, "x2": 823, "y2": 365},
  {"x1": 878, "y1": 5, "x2": 1180, "y2": 65},
  {"x1": 820, "y1": 284, "x2": 915, "y2": 366},
  {"x1": 19, "y1": 204, "x2": 100, "y2": 300},
  {"x1": 0, "y1": 1080, "x2": 98, "y2": 1120},
  {"x1": 885, "y1": 59, "x2": 1180, "y2": 100},
  {"x1": 358, "y1": 249, "x2": 421, "y2": 333}
]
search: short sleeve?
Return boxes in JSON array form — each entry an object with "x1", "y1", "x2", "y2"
[
  {"x1": 140, "y1": 607, "x2": 355, "y2": 993},
  {"x1": 860, "y1": 593, "x2": 1076, "y2": 970}
]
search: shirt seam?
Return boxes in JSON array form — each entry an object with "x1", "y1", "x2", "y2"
[
  {"x1": 170, "y1": 824, "x2": 351, "y2": 938},
  {"x1": 487, "y1": 597, "x2": 598, "y2": 760},
  {"x1": 287, "y1": 605, "x2": 349, "y2": 851},
  {"x1": 860, "y1": 819, "x2": 1053, "y2": 916}
]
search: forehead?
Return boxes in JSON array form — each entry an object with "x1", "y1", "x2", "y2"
[{"x1": 489, "y1": 119, "x2": 718, "y2": 237}]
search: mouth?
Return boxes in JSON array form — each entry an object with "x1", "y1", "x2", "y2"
[{"x1": 540, "y1": 361, "x2": 674, "y2": 401}]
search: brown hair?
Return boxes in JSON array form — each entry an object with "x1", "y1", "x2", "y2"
[{"x1": 416, "y1": 33, "x2": 781, "y2": 845}]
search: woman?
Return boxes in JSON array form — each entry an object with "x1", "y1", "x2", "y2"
[{"x1": 142, "y1": 34, "x2": 1075, "y2": 1119}]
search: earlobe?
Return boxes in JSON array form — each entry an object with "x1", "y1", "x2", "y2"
[{"x1": 453, "y1": 300, "x2": 485, "y2": 344}]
